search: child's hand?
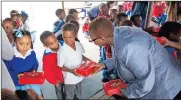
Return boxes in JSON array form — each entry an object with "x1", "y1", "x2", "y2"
[
  {"x1": 17, "y1": 74, "x2": 23, "y2": 79},
  {"x1": 55, "y1": 81, "x2": 61, "y2": 88},
  {"x1": 72, "y1": 69, "x2": 81, "y2": 76},
  {"x1": 162, "y1": 37, "x2": 170, "y2": 47},
  {"x1": 93, "y1": 63, "x2": 105, "y2": 73}
]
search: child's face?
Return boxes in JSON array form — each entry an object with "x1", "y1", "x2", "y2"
[
  {"x1": 63, "y1": 31, "x2": 76, "y2": 46},
  {"x1": 44, "y1": 35, "x2": 59, "y2": 52},
  {"x1": 19, "y1": 15, "x2": 27, "y2": 23},
  {"x1": 60, "y1": 11, "x2": 66, "y2": 19},
  {"x1": 110, "y1": 11, "x2": 117, "y2": 19},
  {"x1": 12, "y1": 16, "x2": 19, "y2": 21},
  {"x1": 15, "y1": 35, "x2": 31, "y2": 55},
  {"x1": 73, "y1": 12, "x2": 78, "y2": 20},
  {"x1": 2, "y1": 21, "x2": 14, "y2": 36}
]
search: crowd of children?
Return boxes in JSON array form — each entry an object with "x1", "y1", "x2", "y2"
[{"x1": 1, "y1": 1, "x2": 181, "y2": 100}]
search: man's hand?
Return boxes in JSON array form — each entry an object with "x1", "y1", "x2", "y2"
[{"x1": 93, "y1": 63, "x2": 105, "y2": 73}]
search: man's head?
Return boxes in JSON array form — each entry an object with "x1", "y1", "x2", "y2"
[
  {"x1": 115, "y1": 13, "x2": 128, "y2": 26},
  {"x1": 68, "y1": 9, "x2": 78, "y2": 20},
  {"x1": 40, "y1": 31, "x2": 59, "y2": 52},
  {"x1": 117, "y1": 5, "x2": 124, "y2": 13},
  {"x1": 130, "y1": 14, "x2": 142, "y2": 28},
  {"x1": 62, "y1": 23, "x2": 77, "y2": 46},
  {"x1": 88, "y1": 17, "x2": 113, "y2": 46},
  {"x1": 99, "y1": 3, "x2": 109, "y2": 15},
  {"x1": 56, "y1": 9, "x2": 66, "y2": 20},
  {"x1": 2, "y1": 18, "x2": 14, "y2": 36},
  {"x1": 109, "y1": 9, "x2": 117, "y2": 20}
]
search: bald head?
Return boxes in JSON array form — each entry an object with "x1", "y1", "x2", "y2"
[{"x1": 88, "y1": 17, "x2": 113, "y2": 38}]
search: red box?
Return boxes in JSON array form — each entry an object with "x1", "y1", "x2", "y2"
[
  {"x1": 152, "y1": 27, "x2": 160, "y2": 33},
  {"x1": 75, "y1": 60, "x2": 95, "y2": 77},
  {"x1": 155, "y1": 37, "x2": 166, "y2": 45},
  {"x1": 103, "y1": 79, "x2": 127, "y2": 96},
  {"x1": 19, "y1": 72, "x2": 45, "y2": 85}
]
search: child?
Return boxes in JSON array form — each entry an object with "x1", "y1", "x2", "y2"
[
  {"x1": 130, "y1": 14, "x2": 142, "y2": 28},
  {"x1": 57, "y1": 23, "x2": 90, "y2": 100},
  {"x1": 2, "y1": 18, "x2": 15, "y2": 44},
  {"x1": 113, "y1": 13, "x2": 128, "y2": 27},
  {"x1": 68, "y1": 20, "x2": 80, "y2": 42},
  {"x1": 120, "y1": 20, "x2": 133, "y2": 26},
  {"x1": 10, "y1": 10, "x2": 23, "y2": 30},
  {"x1": 65, "y1": 14, "x2": 76, "y2": 23},
  {"x1": 53, "y1": 9, "x2": 66, "y2": 34},
  {"x1": 3, "y1": 30, "x2": 41, "y2": 96},
  {"x1": 40, "y1": 31, "x2": 64, "y2": 99},
  {"x1": 82, "y1": 17, "x2": 90, "y2": 39},
  {"x1": 68, "y1": 9, "x2": 79, "y2": 20},
  {"x1": 109, "y1": 9, "x2": 117, "y2": 23},
  {"x1": 158, "y1": 22, "x2": 181, "y2": 58}
]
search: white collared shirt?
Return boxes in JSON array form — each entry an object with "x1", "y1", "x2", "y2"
[
  {"x1": 14, "y1": 46, "x2": 33, "y2": 59},
  {"x1": 57, "y1": 41, "x2": 85, "y2": 84}
]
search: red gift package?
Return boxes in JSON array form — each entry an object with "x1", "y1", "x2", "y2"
[
  {"x1": 152, "y1": 27, "x2": 160, "y2": 33},
  {"x1": 75, "y1": 60, "x2": 95, "y2": 77},
  {"x1": 19, "y1": 72, "x2": 45, "y2": 85},
  {"x1": 154, "y1": 37, "x2": 166, "y2": 45},
  {"x1": 103, "y1": 79, "x2": 127, "y2": 96}
]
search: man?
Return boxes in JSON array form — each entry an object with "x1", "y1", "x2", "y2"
[{"x1": 89, "y1": 17, "x2": 181, "y2": 99}]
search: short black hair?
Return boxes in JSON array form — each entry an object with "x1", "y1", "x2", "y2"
[
  {"x1": 69, "y1": 20, "x2": 79, "y2": 34},
  {"x1": 130, "y1": 14, "x2": 141, "y2": 22},
  {"x1": 158, "y1": 22, "x2": 181, "y2": 41},
  {"x1": 65, "y1": 14, "x2": 76, "y2": 23},
  {"x1": 62, "y1": 23, "x2": 77, "y2": 35},
  {"x1": 55, "y1": 9, "x2": 64, "y2": 17},
  {"x1": 10, "y1": 10, "x2": 19, "y2": 18},
  {"x1": 40, "y1": 31, "x2": 54, "y2": 44},
  {"x1": 121, "y1": 20, "x2": 133, "y2": 26},
  {"x1": 2, "y1": 18, "x2": 13, "y2": 27},
  {"x1": 115, "y1": 13, "x2": 128, "y2": 21},
  {"x1": 68, "y1": 9, "x2": 78, "y2": 15}
]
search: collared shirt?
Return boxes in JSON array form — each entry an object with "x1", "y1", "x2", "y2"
[{"x1": 104, "y1": 26, "x2": 181, "y2": 99}]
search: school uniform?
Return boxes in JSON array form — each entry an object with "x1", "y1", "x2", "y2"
[
  {"x1": 53, "y1": 19, "x2": 65, "y2": 34},
  {"x1": 57, "y1": 41, "x2": 85, "y2": 99},
  {"x1": 104, "y1": 26, "x2": 181, "y2": 99},
  {"x1": 3, "y1": 46, "x2": 41, "y2": 96},
  {"x1": 43, "y1": 41, "x2": 64, "y2": 99}
]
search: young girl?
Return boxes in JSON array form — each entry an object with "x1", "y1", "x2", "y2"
[
  {"x1": 3, "y1": 30, "x2": 42, "y2": 96},
  {"x1": 57, "y1": 23, "x2": 90, "y2": 99}
]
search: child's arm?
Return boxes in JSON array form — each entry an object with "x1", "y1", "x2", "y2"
[
  {"x1": 163, "y1": 37, "x2": 181, "y2": 50},
  {"x1": 82, "y1": 55, "x2": 91, "y2": 61},
  {"x1": 58, "y1": 66, "x2": 77, "y2": 75}
]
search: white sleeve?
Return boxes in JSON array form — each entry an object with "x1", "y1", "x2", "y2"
[
  {"x1": 79, "y1": 42, "x2": 85, "y2": 54},
  {"x1": 57, "y1": 49, "x2": 66, "y2": 67}
]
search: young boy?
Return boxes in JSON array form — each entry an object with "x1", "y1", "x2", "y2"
[
  {"x1": 109, "y1": 9, "x2": 117, "y2": 23},
  {"x1": 40, "y1": 31, "x2": 64, "y2": 99},
  {"x1": 130, "y1": 14, "x2": 142, "y2": 28},
  {"x1": 113, "y1": 13, "x2": 128, "y2": 27},
  {"x1": 68, "y1": 9, "x2": 79, "y2": 20},
  {"x1": 10, "y1": 10, "x2": 22, "y2": 29},
  {"x1": 57, "y1": 23, "x2": 90, "y2": 100},
  {"x1": 2, "y1": 18, "x2": 15, "y2": 44},
  {"x1": 53, "y1": 9, "x2": 66, "y2": 34},
  {"x1": 68, "y1": 20, "x2": 80, "y2": 42}
]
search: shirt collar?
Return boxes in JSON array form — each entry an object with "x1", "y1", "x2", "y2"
[
  {"x1": 44, "y1": 43, "x2": 62, "y2": 54},
  {"x1": 14, "y1": 46, "x2": 33, "y2": 59}
]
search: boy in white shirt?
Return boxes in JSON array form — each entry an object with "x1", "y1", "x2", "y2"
[{"x1": 57, "y1": 23, "x2": 90, "y2": 99}]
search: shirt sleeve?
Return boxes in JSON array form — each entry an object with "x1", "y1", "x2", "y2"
[
  {"x1": 1, "y1": 28, "x2": 14, "y2": 60},
  {"x1": 79, "y1": 42, "x2": 85, "y2": 54},
  {"x1": 118, "y1": 43, "x2": 155, "y2": 98},
  {"x1": 32, "y1": 51, "x2": 39, "y2": 71},
  {"x1": 57, "y1": 49, "x2": 66, "y2": 67}
]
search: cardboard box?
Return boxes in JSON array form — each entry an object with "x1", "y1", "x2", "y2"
[
  {"x1": 103, "y1": 79, "x2": 127, "y2": 96},
  {"x1": 19, "y1": 72, "x2": 45, "y2": 85}
]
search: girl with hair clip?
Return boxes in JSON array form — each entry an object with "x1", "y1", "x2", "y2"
[{"x1": 3, "y1": 30, "x2": 42, "y2": 97}]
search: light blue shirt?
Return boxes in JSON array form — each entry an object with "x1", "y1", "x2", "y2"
[{"x1": 104, "y1": 26, "x2": 181, "y2": 99}]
